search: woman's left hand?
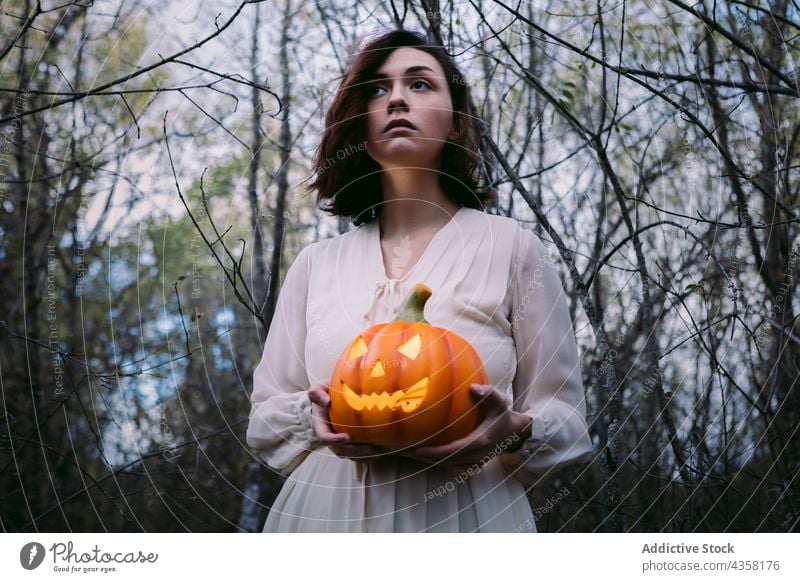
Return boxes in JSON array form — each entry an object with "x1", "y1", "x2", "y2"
[{"x1": 399, "y1": 384, "x2": 533, "y2": 467}]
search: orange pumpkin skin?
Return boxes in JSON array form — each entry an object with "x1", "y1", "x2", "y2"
[{"x1": 328, "y1": 284, "x2": 488, "y2": 449}]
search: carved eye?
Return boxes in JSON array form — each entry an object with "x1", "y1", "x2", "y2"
[
  {"x1": 348, "y1": 336, "x2": 368, "y2": 360},
  {"x1": 396, "y1": 333, "x2": 422, "y2": 360}
]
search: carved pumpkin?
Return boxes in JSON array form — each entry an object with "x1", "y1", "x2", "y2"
[{"x1": 328, "y1": 283, "x2": 488, "y2": 448}]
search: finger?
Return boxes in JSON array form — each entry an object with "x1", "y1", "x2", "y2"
[
  {"x1": 310, "y1": 404, "x2": 351, "y2": 445},
  {"x1": 319, "y1": 431, "x2": 352, "y2": 445},
  {"x1": 308, "y1": 384, "x2": 330, "y2": 403},
  {"x1": 315, "y1": 421, "x2": 351, "y2": 445},
  {"x1": 308, "y1": 381, "x2": 330, "y2": 397},
  {"x1": 470, "y1": 383, "x2": 492, "y2": 396},
  {"x1": 414, "y1": 435, "x2": 482, "y2": 458},
  {"x1": 471, "y1": 384, "x2": 505, "y2": 409},
  {"x1": 308, "y1": 390, "x2": 330, "y2": 407},
  {"x1": 309, "y1": 402, "x2": 328, "y2": 427}
]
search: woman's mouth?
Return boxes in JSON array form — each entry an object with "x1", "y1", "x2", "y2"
[{"x1": 385, "y1": 125, "x2": 416, "y2": 134}]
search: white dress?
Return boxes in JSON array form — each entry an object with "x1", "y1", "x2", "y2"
[{"x1": 246, "y1": 207, "x2": 593, "y2": 532}]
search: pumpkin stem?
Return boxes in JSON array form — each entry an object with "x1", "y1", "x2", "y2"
[{"x1": 394, "y1": 283, "x2": 432, "y2": 324}]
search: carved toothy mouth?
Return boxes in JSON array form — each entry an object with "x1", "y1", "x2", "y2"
[{"x1": 341, "y1": 377, "x2": 429, "y2": 412}]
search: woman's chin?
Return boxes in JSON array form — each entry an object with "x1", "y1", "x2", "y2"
[{"x1": 370, "y1": 146, "x2": 441, "y2": 169}]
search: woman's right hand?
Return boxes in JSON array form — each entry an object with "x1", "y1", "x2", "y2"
[{"x1": 308, "y1": 382, "x2": 386, "y2": 462}]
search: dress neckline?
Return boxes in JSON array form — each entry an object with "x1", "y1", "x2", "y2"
[{"x1": 370, "y1": 206, "x2": 466, "y2": 283}]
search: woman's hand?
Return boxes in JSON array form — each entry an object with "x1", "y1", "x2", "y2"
[
  {"x1": 408, "y1": 384, "x2": 533, "y2": 467},
  {"x1": 308, "y1": 382, "x2": 385, "y2": 462}
]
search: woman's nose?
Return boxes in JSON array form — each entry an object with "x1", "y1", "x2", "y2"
[
  {"x1": 388, "y1": 98, "x2": 408, "y2": 113},
  {"x1": 387, "y1": 85, "x2": 409, "y2": 112}
]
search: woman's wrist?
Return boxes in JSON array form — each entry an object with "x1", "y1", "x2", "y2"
[{"x1": 505, "y1": 412, "x2": 533, "y2": 452}]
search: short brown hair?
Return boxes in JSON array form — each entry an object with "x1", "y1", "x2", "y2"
[{"x1": 309, "y1": 29, "x2": 495, "y2": 226}]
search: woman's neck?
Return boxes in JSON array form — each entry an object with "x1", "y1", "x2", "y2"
[{"x1": 378, "y1": 168, "x2": 461, "y2": 239}]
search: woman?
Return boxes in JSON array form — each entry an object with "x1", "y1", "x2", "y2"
[{"x1": 246, "y1": 29, "x2": 593, "y2": 532}]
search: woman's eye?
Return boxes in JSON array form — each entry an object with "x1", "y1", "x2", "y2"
[{"x1": 368, "y1": 80, "x2": 430, "y2": 96}]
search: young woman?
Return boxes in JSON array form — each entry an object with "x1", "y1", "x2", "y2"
[{"x1": 246, "y1": 29, "x2": 593, "y2": 532}]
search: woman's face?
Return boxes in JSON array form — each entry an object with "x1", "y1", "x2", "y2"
[{"x1": 363, "y1": 47, "x2": 455, "y2": 170}]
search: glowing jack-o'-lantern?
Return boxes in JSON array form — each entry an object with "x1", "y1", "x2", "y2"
[{"x1": 328, "y1": 283, "x2": 488, "y2": 449}]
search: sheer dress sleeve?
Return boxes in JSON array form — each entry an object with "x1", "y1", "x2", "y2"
[
  {"x1": 500, "y1": 227, "x2": 593, "y2": 488},
  {"x1": 246, "y1": 244, "x2": 321, "y2": 476}
]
